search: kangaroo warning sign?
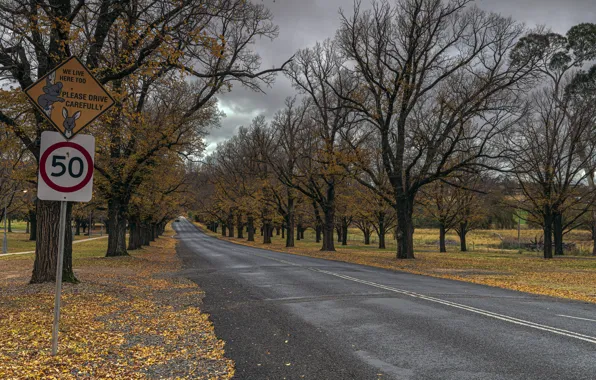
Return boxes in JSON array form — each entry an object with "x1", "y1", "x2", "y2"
[
  {"x1": 24, "y1": 56, "x2": 114, "y2": 139},
  {"x1": 38, "y1": 131, "x2": 95, "y2": 202}
]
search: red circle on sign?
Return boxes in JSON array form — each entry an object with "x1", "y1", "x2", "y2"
[{"x1": 40, "y1": 142, "x2": 94, "y2": 193}]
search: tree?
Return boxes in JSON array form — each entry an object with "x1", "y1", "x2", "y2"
[
  {"x1": 269, "y1": 98, "x2": 310, "y2": 247},
  {"x1": 285, "y1": 40, "x2": 355, "y2": 251},
  {"x1": 334, "y1": 0, "x2": 539, "y2": 259},
  {"x1": 506, "y1": 25, "x2": 596, "y2": 258}
]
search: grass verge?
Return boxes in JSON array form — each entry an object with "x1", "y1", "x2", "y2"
[
  {"x1": 195, "y1": 223, "x2": 596, "y2": 304},
  {"x1": 0, "y1": 227, "x2": 234, "y2": 379}
]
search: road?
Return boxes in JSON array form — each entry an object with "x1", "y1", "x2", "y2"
[{"x1": 174, "y1": 218, "x2": 596, "y2": 380}]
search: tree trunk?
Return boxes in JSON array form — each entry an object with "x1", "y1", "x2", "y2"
[
  {"x1": 281, "y1": 224, "x2": 285, "y2": 239},
  {"x1": 26, "y1": 220, "x2": 30, "y2": 234},
  {"x1": 439, "y1": 223, "x2": 447, "y2": 253},
  {"x1": 313, "y1": 201, "x2": 322, "y2": 243},
  {"x1": 286, "y1": 198, "x2": 295, "y2": 248},
  {"x1": 106, "y1": 197, "x2": 128, "y2": 257},
  {"x1": 341, "y1": 217, "x2": 348, "y2": 246},
  {"x1": 7, "y1": 217, "x2": 11, "y2": 233},
  {"x1": 395, "y1": 196, "x2": 415, "y2": 259},
  {"x1": 221, "y1": 223, "x2": 227, "y2": 237},
  {"x1": 228, "y1": 216, "x2": 234, "y2": 238},
  {"x1": 378, "y1": 230, "x2": 386, "y2": 250},
  {"x1": 376, "y1": 212, "x2": 386, "y2": 249},
  {"x1": 543, "y1": 211, "x2": 553, "y2": 259},
  {"x1": 247, "y1": 216, "x2": 255, "y2": 241},
  {"x1": 30, "y1": 200, "x2": 77, "y2": 284},
  {"x1": 336, "y1": 225, "x2": 342, "y2": 242},
  {"x1": 321, "y1": 205, "x2": 336, "y2": 251},
  {"x1": 127, "y1": 218, "x2": 141, "y2": 250},
  {"x1": 75, "y1": 219, "x2": 81, "y2": 236},
  {"x1": 458, "y1": 223, "x2": 467, "y2": 252},
  {"x1": 28, "y1": 209, "x2": 36, "y2": 241},
  {"x1": 263, "y1": 220, "x2": 272, "y2": 244},
  {"x1": 141, "y1": 224, "x2": 150, "y2": 246},
  {"x1": 592, "y1": 210, "x2": 596, "y2": 256},
  {"x1": 237, "y1": 214, "x2": 244, "y2": 239},
  {"x1": 553, "y1": 212, "x2": 563, "y2": 256},
  {"x1": 363, "y1": 228, "x2": 370, "y2": 245}
]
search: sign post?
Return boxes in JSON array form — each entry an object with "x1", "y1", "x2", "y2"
[
  {"x1": 37, "y1": 131, "x2": 96, "y2": 355},
  {"x1": 51, "y1": 200, "x2": 67, "y2": 356},
  {"x1": 24, "y1": 55, "x2": 113, "y2": 355}
]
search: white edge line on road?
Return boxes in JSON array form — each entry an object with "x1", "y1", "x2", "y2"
[
  {"x1": 557, "y1": 314, "x2": 596, "y2": 323},
  {"x1": 242, "y1": 248, "x2": 596, "y2": 345},
  {"x1": 1, "y1": 236, "x2": 108, "y2": 257}
]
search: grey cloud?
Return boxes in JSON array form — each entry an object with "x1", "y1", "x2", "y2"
[{"x1": 205, "y1": 0, "x2": 596, "y2": 152}]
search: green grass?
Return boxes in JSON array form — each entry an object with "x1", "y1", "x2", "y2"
[{"x1": 0, "y1": 231, "x2": 107, "y2": 254}]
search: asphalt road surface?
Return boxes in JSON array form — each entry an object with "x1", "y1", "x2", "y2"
[{"x1": 174, "y1": 218, "x2": 596, "y2": 380}]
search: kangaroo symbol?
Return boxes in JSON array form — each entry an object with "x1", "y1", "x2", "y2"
[
  {"x1": 62, "y1": 108, "x2": 81, "y2": 138},
  {"x1": 37, "y1": 73, "x2": 65, "y2": 115}
]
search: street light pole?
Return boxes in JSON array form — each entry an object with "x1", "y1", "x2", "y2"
[{"x1": 2, "y1": 189, "x2": 28, "y2": 254}]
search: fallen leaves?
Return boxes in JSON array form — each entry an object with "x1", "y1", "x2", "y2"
[{"x1": 0, "y1": 230, "x2": 234, "y2": 379}]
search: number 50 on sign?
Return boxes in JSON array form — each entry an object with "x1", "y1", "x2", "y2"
[{"x1": 38, "y1": 131, "x2": 95, "y2": 202}]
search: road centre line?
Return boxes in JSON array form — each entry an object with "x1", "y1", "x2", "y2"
[
  {"x1": 237, "y1": 247, "x2": 596, "y2": 345},
  {"x1": 558, "y1": 315, "x2": 596, "y2": 323}
]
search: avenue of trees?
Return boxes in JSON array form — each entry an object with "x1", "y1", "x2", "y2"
[
  {"x1": 0, "y1": 0, "x2": 289, "y2": 283},
  {"x1": 194, "y1": 0, "x2": 596, "y2": 260}
]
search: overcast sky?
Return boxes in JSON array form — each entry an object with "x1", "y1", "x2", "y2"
[{"x1": 204, "y1": 0, "x2": 596, "y2": 155}]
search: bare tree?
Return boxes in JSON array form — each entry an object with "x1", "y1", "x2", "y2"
[
  {"x1": 285, "y1": 40, "x2": 355, "y2": 251},
  {"x1": 333, "y1": 0, "x2": 538, "y2": 258}
]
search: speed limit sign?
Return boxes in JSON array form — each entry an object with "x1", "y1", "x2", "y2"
[{"x1": 37, "y1": 131, "x2": 95, "y2": 202}]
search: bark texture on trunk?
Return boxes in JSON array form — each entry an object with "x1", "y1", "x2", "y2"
[
  {"x1": 127, "y1": 218, "x2": 141, "y2": 250},
  {"x1": 106, "y1": 197, "x2": 128, "y2": 257},
  {"x1": 458, "y1": 222, "x2": 467, "y2": 252},
  {"x1": 543, "y1": 211, "x2": 553, "y2": 259},
  {"x1": 236, "y1": 214, "x2": 244, "y2": 239},
  {"x1": 439, "y1": 224, "x2": 447, "y2": 253},
  {"x1": 321, "y1": 205, "x2": 335, "y2": 251},
  {"x1": 363, "y1": 228, "x2": 370, "y2": 245},
  {"x1": 553, "y1": 212, "x2": 563, "y2": 256},
  {"x1": 263, "y1": 220, "x2": 272, "y2": 244},
  {"x1": 228, "y1": 215, "x2": 234, "y2": 238},
  {"x1": 285, "y1": 206, "x2": 295, "y2": 248},
  {"x1": 341, "y1": 217, "x2": 348, "y2": 246},
  {"x1": 247, "y1": 216, "x2": 255, "y2": 241},
  {"x1": 30, "y1": 200, "x2": 77, "y2": 284},
  {"x1": 396, "y1": 196, "x2": 415, "y2": 259}
]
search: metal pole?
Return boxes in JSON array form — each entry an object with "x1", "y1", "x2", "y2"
[
  {"x1": 2, "y1": 202, "x2": 7, "y2": 254},
  {"x1": 51, "y1": 200, "x2": 68, "y2": 355}
]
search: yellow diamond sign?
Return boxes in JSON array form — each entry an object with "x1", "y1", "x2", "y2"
[{"x1": 25, "y1": 56, "x2": 115, "y2": 139}]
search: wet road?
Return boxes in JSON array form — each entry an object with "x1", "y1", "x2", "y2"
[{"x1": 174, "y1": 218, "x2": 596, "y2": 380}]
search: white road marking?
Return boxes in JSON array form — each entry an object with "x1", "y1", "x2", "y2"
[
  {"x1": 558, "y1": 314, "x2": 596, "y2": 323},
  {"x1": 232, "y1": 247, "x2": 596, "y2": 345}
]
